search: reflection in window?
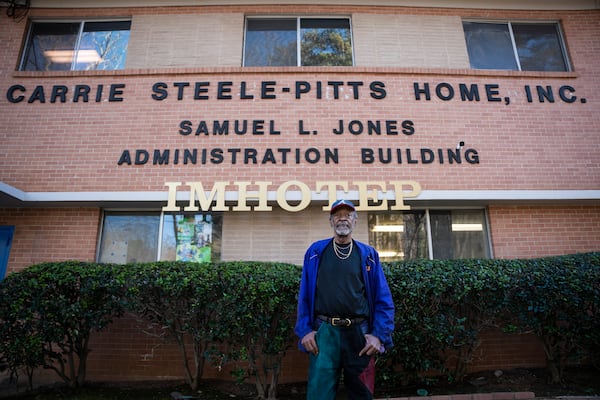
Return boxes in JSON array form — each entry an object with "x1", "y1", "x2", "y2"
[
  {"x1": 512, "y1": 24, "x2": 568, "y2": 71},
  {"x1": 429, "y1": 210, "x2": 490, "y2": 259},
  {"x1": 368, "y1": 212, "x2": 428, "y2": 261},
  {"x1": 368, "y1": 209, "x2": 490, "y2": 261},
  {"x1": 98, "y1": 212, "x2": 160, "y2": 264},
  {"x1": 21, "y1": 20, "x2": 130, "y2": 71},
  {"x1": 244, "y1": 19, "x2": 297, "y2": 67},
  {"x1": 244, "y1": 17, "x2": 352, "y2": 66},
  {"x1": 300, "y1": 19, "x2": 353, "y2": 66},
  {"x1": 463, "y1": 21, "x2": 568, "y2": 71},
  {"x1": 160, "y1": 213, "x2": 222, "y2": 262},
  {"x1": 97, "y1": 212, "x2": 222, "y2": 264}
]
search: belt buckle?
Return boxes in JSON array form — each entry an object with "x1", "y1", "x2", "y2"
[{"x1": 331, "y1": 317, "x2": 351, "y2": 327}]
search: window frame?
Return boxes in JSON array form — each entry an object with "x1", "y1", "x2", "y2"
[
  {"x1": 19, "y1": 18, "x2": 131, "y2": 72},
  {"x1": 242, "y1": 15, "x2": 355, "y2": 67},
  {"x1": 368, "y1": 208, "x2": 493, "y2": 261},
  {"x1": 462, "y1": 19, "x2": 571, "y2": 72},
  {"x1": 96, "y1": 210, "x2": 222, "y2": 264}
]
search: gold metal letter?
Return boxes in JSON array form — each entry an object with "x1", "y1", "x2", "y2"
[
  {"x1": 232, "y1": 181, "x2": 272, "y2": 211},
  {"x1": 184, "y1": 181, "x2": 229, "y2": 211},
  {"x1": 277, "y1": 180, "x2": 311, "y2": 212},
  {"x1": 162, "y1": 182, "x2": 182, "y2": 211},
  {"x1": 353, "y1": 181, "x2": 388, "y2": 211},
  {"x1": 389, "y1": 180, "x2": 421, "y2": 210}
]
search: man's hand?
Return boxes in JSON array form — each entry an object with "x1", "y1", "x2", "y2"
[
  {"x1": 359, "y1": 334, "x2": 382, "y2": 357},
  {"x1": 301, "y1": 331, "x2": 318, "y2": 355}
]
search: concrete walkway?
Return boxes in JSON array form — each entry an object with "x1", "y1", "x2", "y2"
[
  {"x1": 377, "y1": 392, "x2": 535, "y2": 400},
  {"x1": 376, "y1": 395, "x2": 600, "y2": 400}
]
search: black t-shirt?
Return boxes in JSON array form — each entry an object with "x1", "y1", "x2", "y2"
[{"x1": 314, "y1": 240, "x2": 369, "y2": 318}]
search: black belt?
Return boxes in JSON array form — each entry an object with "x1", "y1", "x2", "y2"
[{"x1": 317, "y1": 314, "x2": 366, "y2": 327}]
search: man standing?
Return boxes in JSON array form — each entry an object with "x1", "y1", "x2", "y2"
[{"x1": 295, "y1": 199, "x2": 395, "y2": 400}]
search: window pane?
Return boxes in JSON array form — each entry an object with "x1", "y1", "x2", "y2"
[
  {"x1": 368, "y1": 212, "x2": 428, "y2": 261},
  {"x1": 300, "y1": 18, "x2": 352, "y2": 66},
  {"x1": 22, "y1": 22, "x2": 80, "y2": 71},
  {"x1": 513, "y1": 24, "x2": 567, "y2": 71},
  {"x1": 430, "y1": 210, "x2": 490, "y2": 259},
  {"x1": 463, "y1": 22, "x2": 518, "y2": 70},
  {"x1": 98, "y1": 213, "x2": 160, "y2": 263},
  {"x1": 244, "y1": 19, "x2": 297, "y2": 66},
  {"x1": 75, "y1": 21, "x2": 131, "y2": 71},
  {"x1": 160, "y1": 213, "x2": 222, "y2": 262}
]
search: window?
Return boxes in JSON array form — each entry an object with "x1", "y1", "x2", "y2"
[
  {"x1": 368, "y1": 212, "x2": 428, "y2": 261},
  {"x1": 429, "y1": 210, "x2": 490, "y2": 259},
  {"x1": 463, "y1": 21, "x2": 569, "y2": 71},
  {"x1": 368, "y1": 209, "x2": 490, "y2": 261},
  {"x1": 98, "y1": 212, "x2": 222, "y2": 264},
  {"x1": 160, "y1": 213, "x2": 222, "y2": 262},
  {"x1": 244, "y1": 17, "x2": 353, "y2": 66},
  {"x1": 21, "y1": 20, "x2": 131, "y2": 71}
]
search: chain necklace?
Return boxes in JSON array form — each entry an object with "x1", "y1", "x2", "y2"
[{"x1": 333, "y1": 240, "x2": 353, "y2": 260}]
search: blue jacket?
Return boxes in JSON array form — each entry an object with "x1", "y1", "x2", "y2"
[{"x1": 294, "y1": 238, "x2": 395, "y2": 352}]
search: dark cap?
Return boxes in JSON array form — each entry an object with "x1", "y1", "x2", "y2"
[{"x1": 330, "y1": 199, "x2": 356, "y2": 214}]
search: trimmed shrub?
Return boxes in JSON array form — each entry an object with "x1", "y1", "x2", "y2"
[
  {"x1": 1, "y1": 253, "x2": 597, "y2": 394},
  {"x1": 0, "y1": 261, "x2": 126, "y2": 388}
]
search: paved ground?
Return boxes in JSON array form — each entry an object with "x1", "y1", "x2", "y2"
[{"x1": 378, "y1": 395, "x2": 600, "y2": 400}]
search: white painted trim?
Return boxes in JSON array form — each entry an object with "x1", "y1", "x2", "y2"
[
  {"x1": 1, "y1": 181, "x2": 599, "y2": 206},
  {"x1": 0, "y1": 182, "x2": 25, "y2": 201},
  {"x1": 27, "y1": 0, "x2": 600, "y2": 10}
]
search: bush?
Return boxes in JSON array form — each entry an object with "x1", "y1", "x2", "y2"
[
  {"x1": 379, "y1": 253, "x2": 600, "y2": 387},
  {"x1": 503, "y1": 253, "x2": 600, "y2": 383},
  {"x1": 1, "y1": 253, "x2": 597, "y2": 395},
  {"x1": 120, "y1": 261, "x2": 300, "y2": 400},
  {"x1": 0, "y1": 261, "x2": 126, "y2": 389},
  {"x1": 380, "y1": 258, "x2": 512, "y2": 385},
  {"x1": 207, "y1": 262, "x2": 301, "y2": 400},
  {"x1": 120, "y1": 261, "x2": 223, "y2": 392}
]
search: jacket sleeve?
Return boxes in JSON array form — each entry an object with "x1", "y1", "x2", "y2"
[
  {"x1": 368, "y1": 249, "x2": 395, "y2": 350},
  {"x1": 294, "y1": 247, "x2": 315, "y2": 352}
]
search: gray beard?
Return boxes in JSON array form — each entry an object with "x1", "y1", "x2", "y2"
[{"x1": 334, "y1": 224, "x2": 352, "y2": 237}]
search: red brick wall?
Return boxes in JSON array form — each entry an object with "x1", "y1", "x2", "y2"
[
  {"x1": 84, "y1": 318, "x2": 546, "y2": 384},
  {"x1": 489, "y1": 205, "x2": 600, "y2": 258},
  {"x1": 1, "y1": 7, "x2": 599, "y2": 194},
  {"x1": 0, "y1": 208, "x2": 100, "y2": 272}
]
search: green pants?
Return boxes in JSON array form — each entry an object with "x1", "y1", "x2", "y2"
[{"x1": 307, "y1": 321, "x2": 375, "y2": 400}]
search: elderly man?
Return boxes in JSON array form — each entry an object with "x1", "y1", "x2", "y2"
[{"x1": 295, "y1": 199, "x2": 395, "y2": 400}]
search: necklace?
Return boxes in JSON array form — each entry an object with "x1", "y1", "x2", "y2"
[{"x1": 333, "y1": 240, "x2": 353, "y2": 260}]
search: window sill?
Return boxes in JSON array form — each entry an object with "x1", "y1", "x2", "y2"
[{"x1": 12, "y1": 66, "x2": 579, "y2": 79}]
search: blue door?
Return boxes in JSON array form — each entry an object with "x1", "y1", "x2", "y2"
[{"x1": 0, "y1": 226, "x2": 15, "y2": 281}]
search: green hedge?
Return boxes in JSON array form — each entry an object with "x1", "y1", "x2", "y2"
[
  {"x1": 122, "y1": 261, "x2": 301, "y2": 398},
  {"x1": 0, "y1": 262, "x2": 126, "y2": 389},
  {"x1": 380, "y1": 253, "x2": 600, "y2": 385},
  {"x1": 0, "y1": 253, "x2": 598, "y2": 397}
]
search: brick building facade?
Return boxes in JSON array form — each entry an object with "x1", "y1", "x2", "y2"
[{"x1": 1, "y1": 0, "x2": 599, "y2": 384}]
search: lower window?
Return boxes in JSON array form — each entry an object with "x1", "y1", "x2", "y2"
[
  {"x1": 98, "y1": 211, "x2": 222, "y2": 264},
  {"x1": 368, "y1": 209, "x2": 490, "y2": 261},
  {"x1": 160, "y1": 213, "x2": 222, "y2": 262}
]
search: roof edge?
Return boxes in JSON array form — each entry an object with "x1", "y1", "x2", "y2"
[{"x1": 27, "y1": 0, "x2": 600, "y2": 10}]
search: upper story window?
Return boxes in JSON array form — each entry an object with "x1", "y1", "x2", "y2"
[
  {"x1": 20, "y1": 20, "x2": 131, "y2": 71},
  {"x1": 463, "y1": 21, "x2": 569, "y2": 72},
  {"x1": 244, "y1": 17, "x2": 353, "y2": 67}
]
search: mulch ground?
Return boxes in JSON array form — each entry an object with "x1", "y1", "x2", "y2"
[{"x1": 1, "y1": 366, "x2": 598, "y2": 399}]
